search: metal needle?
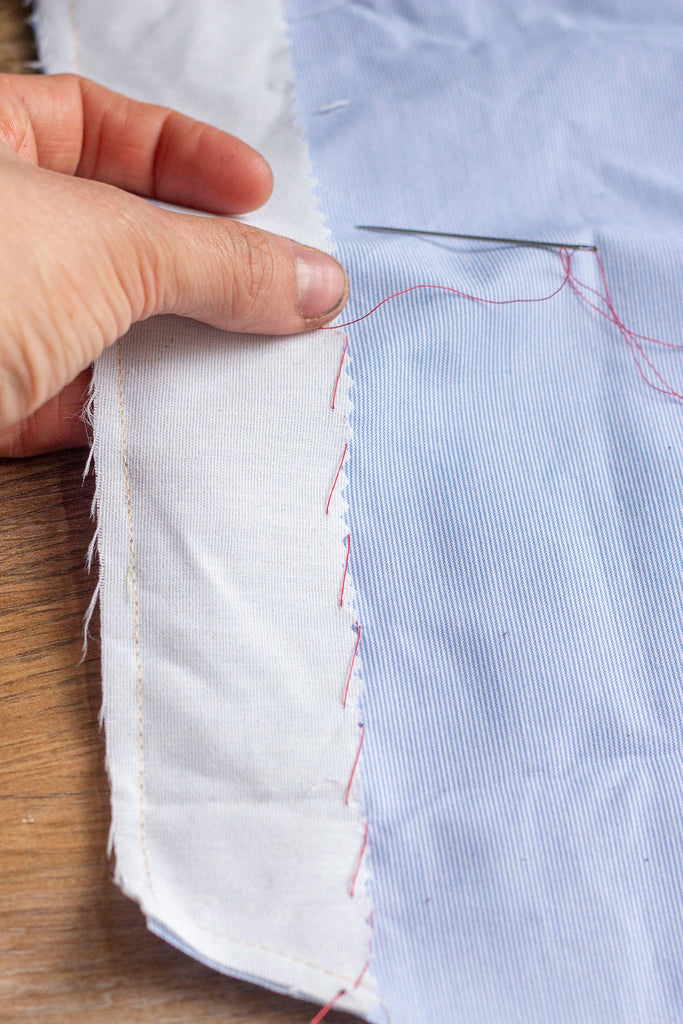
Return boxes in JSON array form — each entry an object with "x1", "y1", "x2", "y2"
[{"x1": 356, "y1": 225, "x2": 598, "y2": 253}]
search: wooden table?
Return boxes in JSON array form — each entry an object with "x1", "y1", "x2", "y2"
[{"x1": 0, "y1": 4, "x2": 355, "y2": 1021}]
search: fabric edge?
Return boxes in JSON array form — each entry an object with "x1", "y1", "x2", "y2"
[
  {"x1": 35, "y1": 0, "x2": 379, "y2": 1018},
  {"x1": 32, "y1": 0, "x2": 80, "y2": 74}
]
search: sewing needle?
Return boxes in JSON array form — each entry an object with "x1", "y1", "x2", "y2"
[{"x1": 356, "y1": 225, "x2": 598, "y2": 253}]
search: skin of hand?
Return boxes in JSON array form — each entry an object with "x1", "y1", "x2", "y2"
[{"x1": 0, "y1": 73, "x2": 349, "y2": 457}]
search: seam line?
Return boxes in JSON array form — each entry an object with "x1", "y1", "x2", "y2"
[{"x1": 116, "y1": 338, "x2": 154, "y2": 894}]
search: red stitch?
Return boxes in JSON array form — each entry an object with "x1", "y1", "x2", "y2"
[
  {"x1": 345, "y1": 723, "x2": 365, "y2": 805},
  {"x1": 308, "y1": 937, "x2": 371, "y2": 1023},
  {"x1": 350, "y1": 822, "x2": 369, "y2": 898},
  {"x1": 310, "y1": 988, "x2": 347, "y2": 1024},
  {"x1": 343, "y1": 622, "x2": 361, "y2": 709},
  {"x1": 354, "y1": 957, "x2": 371, "y2": 989},
  {"x1": 331, "y1": 334, "x2": 349, "y2": 410},
  {"x1": 308, "y1": 953, "x2": 371, "y2": 1023},
  {"x1": 326, "y1": 442, "x2": 348, "y2": 515},
  {"x1": 340, "y1": 533, "x2": 351, "y2": 608}
]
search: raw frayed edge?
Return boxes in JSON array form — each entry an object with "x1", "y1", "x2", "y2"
[
  {"x1": 23, "y1": 0, "x2": 44, "y2": 72},
  {"x1": 79, "y1": 373, "x2": 101, "y2": 665},
  {"x1": 26, "y1": 2, "x2": 50, "y2": 74},
  {"x1": 323, "y1": 332, "x2": 382, "y2": 1024},
  {"x1": 279, "y1": 9, "x2": 334, "y2": 255},
  {"x1": 30, "y1": 0, "x2": 81, "y2": 75},
  {"x1": 279, "y1": 7, "x2": 377, "y2": 1010}
]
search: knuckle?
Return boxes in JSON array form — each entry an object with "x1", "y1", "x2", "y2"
[
  {"x1": 0, "y1": 335, "x2": 40, "y2": 431},
  {"x1": 114, "y1": 219, "x2": 163, "y2": 323},
  {"x1": 0, "y1": 78, "x2": 31, "y2": 157},
  {"x1": 88, "y1": 189, "x2": 163, "y2": 326},
  {"x1": 229, "y1": 224, "x2": 277, "y2": 327},
  {"x1": 117, "y1": 199, "x2": 183, "y2": 321},
  {"x1": 0, "y1": 416, "x2": 30, "y2": 458}
]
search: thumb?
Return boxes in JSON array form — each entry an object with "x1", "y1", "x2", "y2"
[
  {"x1": 0, "y1": 167, "x2": 349, "y2": 453},
  {"x1": 147, "y1": 207, "x2": 348, "y2": 334}
]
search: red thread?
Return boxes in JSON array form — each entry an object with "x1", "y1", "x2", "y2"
[
  {"x1": 308, "y1": 957, "x2": 370, "y2": 1024},
  {"x1": 322, "y1": 246, "x2": 682, "y2": 400},
  {"x1": 591, "y1": 250, "x2": 682, "y2": 349},
  {"x1": 323, "y1": 254, "x2": 573, "y2": 330},
  {"x1": 326, "y1": 441, "x2": 348, "y2": 515},
  {"x1": 345, "y1": 723, "x2": 365, "y2": 805},
  {"x1": 332, "y1": 334, "x2": 349, "y2": 410},
  {"x1": 560, "y1": 248, "x2": 683, "y2": 400},
  {"x1": 354, "y1": 958, "x2": 371, "y2": 989},
  {"x1": 340, "y1": 533, "x2": 351, "y2": 607},
  {"x1": 350, "y1": 822, "x2": 369, "y2": 898},
  {"x1": 343, "y1": 622, "x2": 361, "y2": 708},
  {"x1": 310, "y1": 988, "x2": 346, "y2": 1024}
]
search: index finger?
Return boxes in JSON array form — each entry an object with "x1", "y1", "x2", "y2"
[{"x1": 6, "y1": 73, "x2": 273, "y2": 214}]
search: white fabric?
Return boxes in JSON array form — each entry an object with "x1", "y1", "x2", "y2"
[{"x1": 35, "y1": 1, "x2": 376, "y2": 1016}]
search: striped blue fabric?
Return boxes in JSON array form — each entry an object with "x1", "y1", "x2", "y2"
[{"x1": 286, "y1": 3, "x2": 683, "y2": 1022}]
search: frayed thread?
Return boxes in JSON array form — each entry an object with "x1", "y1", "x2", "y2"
[
  {"x1": 80, "y1": 371, "x2": 100, "y2": 661},
  {"x1": 79, "y1": 575, "x2": 100, "y2": 664}
]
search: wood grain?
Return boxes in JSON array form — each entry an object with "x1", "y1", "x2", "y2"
[
  {"x1": 0, "y1": 4, "x2": 356, "y2": 1022},
  {"x1": 0, "y1": 0, "x2": 35, "y2": 73}
]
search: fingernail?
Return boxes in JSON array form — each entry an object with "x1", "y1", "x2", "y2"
[{"x1": 295, "y1": 248, "x2": 348, "y2": 320}]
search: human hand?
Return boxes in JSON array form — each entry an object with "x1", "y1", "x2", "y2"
[{"x1": 0, "y1": 74, "x2": 348, "y2": 457}]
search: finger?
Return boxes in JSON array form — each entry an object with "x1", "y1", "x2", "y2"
[
  {"x1": 4, "y1": 73, "x2": 272, "y2": 214},
  {"x1": 0, "y1": 370, "x2": 90, "y2": 458},
  {"x1": 151, "y1": 209, "x2": 349, "y2": 334}
]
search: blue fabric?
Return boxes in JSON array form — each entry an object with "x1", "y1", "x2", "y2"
[{"x1": 285, "y1": 3, "x2": 683, "y2": 1022}]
